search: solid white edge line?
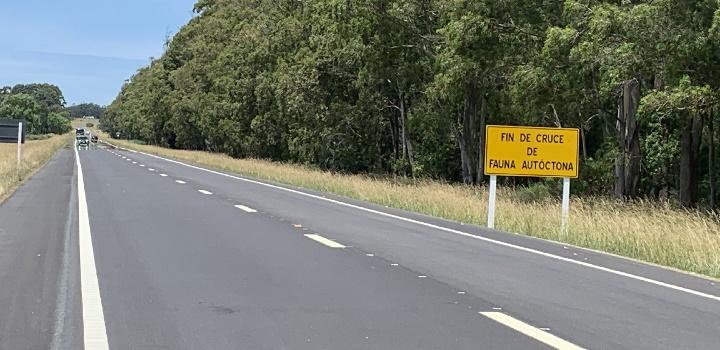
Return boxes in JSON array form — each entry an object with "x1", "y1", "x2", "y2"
[
  {"x1": 104, "y1": 142, "x2": 720, "y2": 302},
  {"x1": 198, "y1": 190, "x2": 212, "y2": 195},
  {"x1": 74, "y1": 148, "x2": 110, "y2": 350},
  {"x1": 234, "y1": 204, "x2": 257, "y2": 213},
  {"x1": 480, "y1": 312, "x2": 584, "y2": 350},
  {"x1": 304, "y1": 234, "x2": 346, "y2": 248}
]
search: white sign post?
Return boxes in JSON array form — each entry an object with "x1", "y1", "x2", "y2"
[
  {"x1": 561, "y1": 177, "x2": 570, "y2": 233},
  {"x1": 487, "y1": 175, "x2": 497, "y2": 229},
  {"x1": 16, "y1": 122, "x2": 22, "y2": 167}
]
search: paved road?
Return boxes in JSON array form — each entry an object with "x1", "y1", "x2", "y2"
[{"x1": 1, "y1": 145, "x2": 719, "y2": 349}]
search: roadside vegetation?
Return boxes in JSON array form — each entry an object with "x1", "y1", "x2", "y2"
[
  {"x1": 0, "y1": 134, "x2": 69, "y2": 203},
  {"x1": 102, "y1": 134, "x2": 720, "y2": 279},
  {"x1": 0, "y1": 84, "x2": 72, "y2": 135}
]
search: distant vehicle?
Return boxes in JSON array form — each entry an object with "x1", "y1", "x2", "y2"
[
  {"x1": 91, "y1": 135, "x2": 98, "y2": 143},
  {"x1": 76, "y1": 128, "x2": 86, "y2": 136},
  {"x1": 77, "y1": 136, "x2": 90, "y2": 150}
]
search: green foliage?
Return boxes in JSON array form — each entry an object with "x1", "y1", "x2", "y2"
[
  {"x1": 47, "y1": 112, "x2": 71, "y2": 134},
  {"x1": 508, "y1": 182, "x2": 555, "y2": 204},
  {"x1": 0, "y1": 94, "x2": 44, "y2": 134},
  {"x1": 66, "y1": 103, "x2": 105, "y2": 118},
  {"x1": 0, "y1": 84, "x2": 69, "y2": 135}
]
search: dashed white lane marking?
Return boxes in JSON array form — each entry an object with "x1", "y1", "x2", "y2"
[
  {"x1": 479, "y1": 312, "x2": 585, "y2": 350},
  {"x1": 105, "y1": 142, "x2": 720, "y2": 303},
  {"x1": 366, "y1": 253, "x2": 374, "y2": 257},
  {"x1": 304, "y1": 234, "x2": 346, "y2": 248},
  {"x1": 390, "y1": 263, "x2": 399, "y2": 267},
  {"x1": 234, "y1": 204, "x2": 257, "y2": 213},
  {"x1": 159, "y1": 174, "x2": 168, "y2": 177},
  {"x1": 132, "y1": 161, "x2": 137, "y2": 164},
  {"x1": 418, "y1": 275, "x2": 427, "y2": 278},
  {"x1": 74, "y1": 148, "x2": 110, "y2": 350},
  {"x1": 198, "y1": 190, "x2": 213, "y2": 195},
  {"x1": 148, "y1": 168, "x2": 155, "y2": 172},
  {"x1": 139, "y1": 164, "x2": 145, "y2": 167},
  {"x1": 175, "y1": 180, "x2": 186, "y2": 184}
]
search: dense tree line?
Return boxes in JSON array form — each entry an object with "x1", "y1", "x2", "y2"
[
  {"x1": 0, "y1": 83, "x2": 71, "y2": 134},
  {"x1": 104, "y1": 0, "x2": 720, "y2": 208},
  {"x1": 66, "y1": 103, "x2": 105, "y2": 119}
]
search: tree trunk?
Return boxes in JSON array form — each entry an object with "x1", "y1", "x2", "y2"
[
  {"x1": 477, "y1": 92, "x2": 487, "y2": 180},
  {"x1": 614, "y1": 79, "x2": 641, "y2": 200},
  {"x1": 460, "y1": 78, "x2": 479, "y2": 184},
  {"x1": 455, "y1": 77, "x2": 480, "y2": 185},
  {"x1": 580, "y1": 124, "x2": 588, "y2": 161},
  {"x1": 679, "y1": 112, "x2": 704, "y2": 208},
  {"x1": 390, "y1": 109, "x2": 399, "y2": 161},
  {"x1": 456, "y1": 114, "x2": 472, "y2": 184},
  {"x1": 709, "y1": 112, "x2": 716, "y2": 209},
  {"x1": 398, "y1": 95, "x2": 415, "y2": 177}
]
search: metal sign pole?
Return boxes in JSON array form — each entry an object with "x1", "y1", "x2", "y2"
[
  {"x1": 16, "y1": 122, "x2": 22, "y2": 167},
  {"x1": 561, "y1": 177, "x2": 570, "y2": 233},
  {"x1": 487, "y1": 175, "x2": 497, "y2": 229}
]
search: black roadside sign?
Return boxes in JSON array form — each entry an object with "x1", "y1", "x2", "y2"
[{"x1": 0, "y1": 119, "x2": 26, "y2": 144}]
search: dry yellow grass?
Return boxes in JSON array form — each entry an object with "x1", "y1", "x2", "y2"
[
  {"x1": 0, "y1": 134, "x2": 70, "y2": 203},
  {"x1": 100, "y1": 132, "x2": 720, "y2": 279}
]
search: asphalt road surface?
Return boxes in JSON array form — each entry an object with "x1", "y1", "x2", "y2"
[{"x1": 1, "y1": 145, "x2": 719, "y2": 349}]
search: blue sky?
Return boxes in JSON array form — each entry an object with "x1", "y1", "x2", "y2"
[{"x1": 0, "y1": 0, "x2": 197, "y2": 105}]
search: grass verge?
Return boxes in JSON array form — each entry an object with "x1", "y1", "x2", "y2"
[
  {"x1": 101, "y1": 133, "x2": 720, "y2": 279},
  {"x1": 0, "y1": 134, "x2": 70, "y2": 203}
]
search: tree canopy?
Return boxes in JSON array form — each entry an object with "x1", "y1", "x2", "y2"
[
  {"x1": 0, "y1": 83, "x2": 71, "y2": 134},
  {"x1": 104, "y1": 0, "x2": 720, "y2": 208},
  {"x1": 66, "y1": 103, "x2": 105, "y2": 119}
]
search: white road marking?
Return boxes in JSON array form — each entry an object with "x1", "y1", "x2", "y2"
[
  {"x1": 304, "y1": 234, "x2": 346, "y2": 248},
  {"x1": 132, "y1": 161, "x2": 137, "y2": 164},
  {"x1": 198, "y1": 190, "x2": 213, "y2": 195},
  {"x1": 480, "y1": 312, "x2": 584, "y2": 350},
  {"x1": 418, "y1": 275, "x2": 427, "y2": 278},
  {"x1": 366, "y1": 253, "x2": 374, "y2": 257},
  {"x1": 234, "y1": 204, "x2": 257, "y2": 213},
  {"x1": 139, "y1": 164, "x2": 145, "y2": 167},
  {"x1": 159, "y1": 174, "x2": 168, "y2": 177},
  {"x1": 175, "y1": 180, "x2": 187, "y2": 184},
  {"x1": 390, "y1": 263, "x2": 399, "y2": 267},
  {"x1": 104, "y1": 143, "x2": 720, "y2": 302},
  {"x1": 74, "y1": 148, "x2": 110, "y2": 350},
  {"x1": 148, "y1": 168, "x2": 155, "y2": 171}
]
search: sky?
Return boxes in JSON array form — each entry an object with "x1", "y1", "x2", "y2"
[{"x1": 0, "y1": 0, "x2": 197, "y2": 105}]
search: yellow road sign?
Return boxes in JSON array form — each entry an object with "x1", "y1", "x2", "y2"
[{"x1": 484, "y1": 125, "x2": 579, "y2": 178}]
